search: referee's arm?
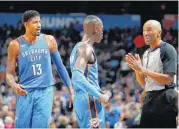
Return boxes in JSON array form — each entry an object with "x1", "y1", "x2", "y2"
[
  {"x1": 141, "y1": 69, "x2": 174, "y2": 85},
  {"x1": 135, "y1": 70, "x2": 145, "y2": 88},
  {"x1": 141, "y1": 45, "x2": 177, "y2": 86}
]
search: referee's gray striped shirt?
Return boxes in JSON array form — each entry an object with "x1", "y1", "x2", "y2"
[{"x1": 142, "y1": 41, "x2": 177, "y2": 92}]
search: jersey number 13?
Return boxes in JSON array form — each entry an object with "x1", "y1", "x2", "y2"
[{"x1": 32, "y1": 64, "x2": 42, "y2": 75}]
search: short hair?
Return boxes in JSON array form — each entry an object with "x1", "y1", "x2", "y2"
[
  {"x1": 22, "y1": 10, "x2": 40, "y2": 23},
  {"x1": 83, "y1": 15, "x2": 102, "y2": 24}
]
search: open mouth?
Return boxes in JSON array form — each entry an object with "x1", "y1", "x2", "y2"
[{"x1": 36, "y1": 29, "x2": 41, "y2": 32}]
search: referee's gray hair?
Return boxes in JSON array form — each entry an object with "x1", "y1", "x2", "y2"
[{"x1": 83, "y1": 15, "x2": 102, "y2": 24}]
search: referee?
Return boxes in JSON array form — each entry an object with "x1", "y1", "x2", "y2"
[{"x1": 125, "y1": 20, "x2": 178, "y2": 128}]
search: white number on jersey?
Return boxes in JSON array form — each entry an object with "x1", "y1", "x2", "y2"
[{"x1": 32, "y1": 64, "x2": 42, "y2": 76}]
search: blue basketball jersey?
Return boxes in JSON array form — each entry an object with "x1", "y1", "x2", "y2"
[
  {"x1": 70, "y1": 42, "x2": 101, "y2": 92},
  {"x1": 17, "y1": 34, "x2": 54, "y2": 88}
]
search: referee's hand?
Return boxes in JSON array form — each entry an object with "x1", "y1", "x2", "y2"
[{"x1": 125, "y1": 53, "x2": 143, "y2": 72}]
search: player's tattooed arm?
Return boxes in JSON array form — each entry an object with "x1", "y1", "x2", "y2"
[
  {"x1": 6, "y1": 40, "x2": 27, "y2": 96},
  {"x1": 6, "y1": 40, "x2": 19, "y2": 88}
]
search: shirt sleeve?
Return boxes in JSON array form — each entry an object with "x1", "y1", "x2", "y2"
[{"x1": 160, "y1": 44, "x2": 177, "y2": 74}]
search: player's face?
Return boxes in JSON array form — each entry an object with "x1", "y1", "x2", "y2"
[
  {"x1": 143, "y1": 25, "x2": 158, "y2": 45},
  {"x1": 25, "y1": 16, "x2": 41, "y2": 36},
  {"x1": 95, "y1": 23, "x2": 103, "y2": 43}
]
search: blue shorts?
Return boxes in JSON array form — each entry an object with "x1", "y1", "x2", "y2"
[
  {"x1": 15, "y1": 86, "x2": 53, "y2": 128},
  {"x1": 73, "y1": 90, "x2": 105, "y2": 128}
]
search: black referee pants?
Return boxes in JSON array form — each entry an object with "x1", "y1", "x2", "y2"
[{"x1": 139, "y1": 88, "x2": 178, "y2": 128}]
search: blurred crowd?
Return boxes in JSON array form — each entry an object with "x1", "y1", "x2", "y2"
[{"x1": 0, "y1": 18, "x2": 178, "y2": 128}]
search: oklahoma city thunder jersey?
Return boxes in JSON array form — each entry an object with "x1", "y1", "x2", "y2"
[
  {"x1": 70, "y1": 42, "x2": 101, "y2": 92},
  {"x1": 17, "y1": 34, "x2": 54, "y2": 88}
]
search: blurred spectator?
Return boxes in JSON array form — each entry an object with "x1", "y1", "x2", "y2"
[
  {"x1": 65, "y1": 124, "x2": 72, "y2": 128},
  {"x1": 57, "y1": 115, "x2": 69, "y2": 128},
  {"x1": 4, "y1": 116, "x2": 14, "y2": 128},
  {"x1": 49, "y1": 117, "x2": 56, "y2": 128},
  {"x1": 0, "y1": 118, "x2": 4, "y2": 128}
]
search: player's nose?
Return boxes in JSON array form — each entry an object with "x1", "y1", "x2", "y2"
[{"x1": 37, "y1": 22, "x2": 41, "y2": 28}]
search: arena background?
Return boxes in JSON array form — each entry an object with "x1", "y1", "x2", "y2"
[{"x1": 0, "y1": 1, "x2": 178, "y2": 128}]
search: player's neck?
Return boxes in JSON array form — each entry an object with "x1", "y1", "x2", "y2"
[
  {"x1": 23, "y1": 32, "x2": 39, "y2": 44},
  {"x1": 82, "y1": 34, "x2": 95, "y2": 45},
  {"x1": 150, "y1": 39, "x2": 162, "y2": 50}
]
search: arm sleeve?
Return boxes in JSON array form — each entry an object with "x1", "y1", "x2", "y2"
[
  {"x1": 72, "y1": 69, "x2": 102, "y2": 98},
  {"x1": 51, "y1": 50, "x2": 71, "y2": 87}
]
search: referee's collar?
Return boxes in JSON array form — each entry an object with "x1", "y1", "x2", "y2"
[{"x1": 151, "y1": 41, "x2": 165, "y2": 52}]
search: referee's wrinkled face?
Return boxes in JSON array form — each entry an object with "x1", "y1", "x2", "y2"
[{"x1": 143, "y1": 20, "x2": 161, "y2": 45}]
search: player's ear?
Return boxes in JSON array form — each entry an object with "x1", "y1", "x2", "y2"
[
  {"x1": 95, "y1": 25, "x2": 98, "y2": 33},
  {"x1": 92, "y1": 24, "x2": 97, "y2": 35},
  {"x1": 92, "y1": 25, "x2": 98, "y2": 35},
  {"x1": 24, "y1": 22, "x2": 28, "y2": 28}
]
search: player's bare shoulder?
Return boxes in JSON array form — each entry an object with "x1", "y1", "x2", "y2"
[
  {"x1": 45, "y1": 34, "x2": 55, "y2": 41},
  {"x1": 77, "y1": 43, "x2": 93, "y2": 61},
  {"x1": 44, "y1": 34, "x2": 55, "y2": 45},
  {"x1": 6, "y1": 39, "x2": 20, "y2": 71},
  {"x1": 8, "y1": 39, "x2": 20, "y2": 56},
  {"x1": 44, "y1": 34, "x2": 57, "y2": 53},
  {"x1": 8, "y1": 39, "x2": 19, "y2": 50}
]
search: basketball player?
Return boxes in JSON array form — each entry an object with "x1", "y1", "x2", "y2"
[
  {"x1": 70, "y1": 15, "x2": 109, "y2": 128},
  {"x1": 6, "y1": 10, "x2": 73, "y2": 128}
]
